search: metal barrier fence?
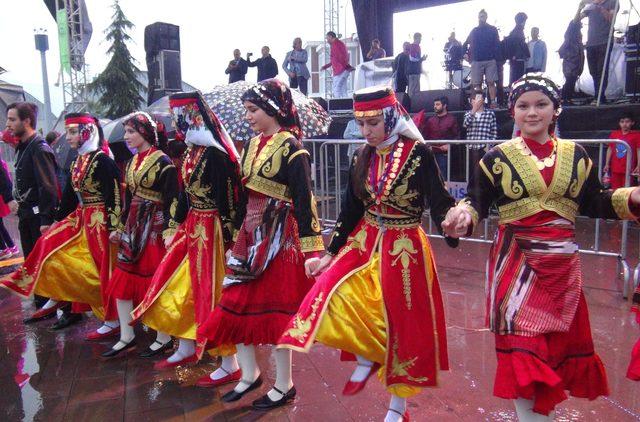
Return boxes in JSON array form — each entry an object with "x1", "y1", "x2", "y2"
[{"x1": 306, "y1": 138, "x2": 635, "y2": 298}]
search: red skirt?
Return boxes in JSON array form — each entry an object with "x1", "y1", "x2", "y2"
[
  {"x1": 493, "y1": 293, "x2": 609, "y2": 415},
  {"x1": 627, "y1": 310, "x2": 640, "y2": 380},
  {"x1": 197, "y1": 213, "x2": 314, "y2": 347},
  {"x1": 107, "y1": 239, "x2": 166, "y2": 307}
]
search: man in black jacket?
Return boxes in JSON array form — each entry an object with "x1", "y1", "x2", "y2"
[
  {"x1": 247, "y1": 46, "x2": 278, "y2": 82},
  {"x1": 392, "y1": 42, "x2": 410, "y2": 93},
  {"x1": 503, "y1": 12, "x2": 530, "y2": 85},
  {"x1": 6, "y1": 102, "x2": 80, "y2": 328},
  {"x1": 225, "y1": 49, "x2": 248, "y2": 83}
]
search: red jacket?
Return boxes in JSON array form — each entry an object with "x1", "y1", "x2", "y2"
[{"x1": 329, "y1": 39, "x2": 350, "y2": 75}]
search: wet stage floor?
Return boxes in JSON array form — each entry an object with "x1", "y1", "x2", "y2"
[{"x1": 1, "y1": 216, "x2": 640, "y2": 421}]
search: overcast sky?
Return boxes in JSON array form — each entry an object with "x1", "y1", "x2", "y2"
[
  {"x1": 1, "y1": 0, "x2": 637, "y2": 117},
  {"x1": 0, "y1": 0, "x2": 357, "y2": 115}
]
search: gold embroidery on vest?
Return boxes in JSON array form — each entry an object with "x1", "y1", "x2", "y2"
[
  {"x1": 492, "y1": 158, "x2": 523, "y2": 199},
  {"x1": 262, "y1": 142, "x2": 291, "y2": 178},
  {"x1": 569, "y1": 157, "x2": 588, "y2": 198},
  {"x1": 141, "y1": 162, "x2": 161, "y2": 188}
]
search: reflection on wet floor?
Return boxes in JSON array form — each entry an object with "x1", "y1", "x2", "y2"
[{"x1": 0, "y1": 221, "x2": 640, "y2": 421}]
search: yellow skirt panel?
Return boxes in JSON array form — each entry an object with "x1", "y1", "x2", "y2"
[
  {"x1": 34, "y1": 228, "x2": 104, "y2": 319},
  {"x1": 142, "y1": 258, "x2": 197, "y2": 340},
  {"x1": 315, "y1": 253, "x2": 419, "y2": 397}
]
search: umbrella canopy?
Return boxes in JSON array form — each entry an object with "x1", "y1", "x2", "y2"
[
  {"x1": 103, "y1": 112, "x2": 175, "y2": 144},
  {"x1": 202, "y1": 81, "x2": 331, "y2": 141}
]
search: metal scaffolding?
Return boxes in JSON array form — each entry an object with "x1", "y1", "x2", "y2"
[
  {"x1": 57, "y1": 0, "x2": 88, "y2": 113},
  {"x1": 323, "y1": 0, "x2": 340, "y2": 100}
]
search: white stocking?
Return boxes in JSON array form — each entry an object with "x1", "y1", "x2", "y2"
[
  {"x1": 96, "y1": 320, "x2": 119, "y2": 334},
  {"x1": 167, "y1": 338, "x2": 195, "y2": 362},
  {"x1": 384, "y1": 395, "x2": 407, "y2": 422},
  {"x1": 112, "y1": 299, "x2": 134, "y2": 350},
  {"x1": 42, "y1": 299, "x2": 58, "y2": 310},
  {"x1": 233, "y1": 343, "x2": 260, "y2": 393},
  {"x1": 211, "y1": 354, "x2": 240, "y2": 380},
  {"x1": 266, "y1": 348, "x2": 293, "y2": 401},
  {"x1": 514, "y1": 398, "x2": 555, "y2": 422},
  {"x1": 350, "y1": 354, "x2": 375, "y2": 382},
  {"x1": 150, "y1": 331, "x2": 172, "y2": 351}
]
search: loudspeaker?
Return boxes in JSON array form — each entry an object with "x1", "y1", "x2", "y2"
[
  {"x1": 328, "y1": 98, "x2": 353, "y2": 111},
  {"x1": 144, "y1": 22, "x2": 180, "y2": 58},
  {"x1": 145, "y1": 22, "x2": 181, "y2": 105},
  {"x1": 408, "y1": 89, "x2": 465, "y2": 113},
  {"x1": 626, "y1": 44, "x2": 640, "y2": 100}
]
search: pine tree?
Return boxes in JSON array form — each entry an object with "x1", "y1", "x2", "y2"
[{"x1": 89, "y1": 0, "x2": 144, "y2": 119}]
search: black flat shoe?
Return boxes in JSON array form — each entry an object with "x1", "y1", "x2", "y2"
[
  {"x1": 221, "y1": 376, "x2": 263, "y2": 403},
  {"x1": 139, "y1": 339, "x2": 174, "y2": 358},
  {"x1": 252, "y1": 386, "x2": 296, "y2": 410},
  {"x1": 51, "y1": 312, "x2": 83, "y2": 330},
  {"x1": 23, "y1": 311, "x2": 57, "y2": 324},
  {"x1": 101, "y1": 340, "x2": 136, "y2": 358}
]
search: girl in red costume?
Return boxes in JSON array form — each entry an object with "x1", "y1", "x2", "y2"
[
  {"x1": 1, "y1": 113, "x2": 121, "y2": 335},
  {"x1": 102, "y1": 111, "x2": 179, "y2": 358},
  {"x1": 197, "y1": 79, "x2": 324, "y2": 410},
  {"x1": 443, "y1": 73, "x2": 640, "y2": 420},
  {"x1": 278, "y1": 86, "x2": 458, "y2": 422},
  {"x1": 131, "y1": 92, "x2": 242, "y2": 377}
]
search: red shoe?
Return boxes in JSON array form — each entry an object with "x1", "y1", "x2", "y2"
[
  {"x1": 85, "y1": 326, "x2": 121, "y2": 341},
  {"x1": 23, "y1": 302, "x2": 66, "y2": 324},
  {"x1": 153, "y1": 354, "x2": 198, "y2": 370},
  {"x1": 195, "y1": 368, "x2": 241, "y2": 387},
  {"x1": 342, "y1": 362, "x2": 381, "y2": 396}
]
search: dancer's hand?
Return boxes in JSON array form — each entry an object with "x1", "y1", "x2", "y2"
[
  {"x1": 109, "y1": 231, "x2": 121, "y2": 244},
  {"x1": 39, "y1": 225, "x2": 50, "y2": 235},
  {"x1": 164, "y1": 235, "x2": 174, "y2": 249},
  {"x1": 8, "y1": 200, "x2": 17, "y2": 215},
  {"x1": 630, "y1": 187, "x2": 640, "y2": 207},
  {"x1": 441, "y1": 207, "x2": 472, "y2": 238},
  {"x1": 305, "y1": 254, "x2": 333, "y2": 278}
]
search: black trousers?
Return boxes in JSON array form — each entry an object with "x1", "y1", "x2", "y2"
[
  {"x1": 0, "y1": 218, "x2": 14, "y2": 249},
  {"x1": 496, "y1": 62, "x2": 506, "y2": 106},
  {"x1": 18, "y1": 214, "x2": 49, "y2": 308},
  {"x1": 18, "y1": 214, "x2": 41, "y2": 259},
  {"x1": 562, "y1": 74, "x2": 579, "y2": 102},
  {"x1": 289, "y1": 76, "x2": 308, "y2": 96},
  {"x1": 586, "y1": 43, "x2": 612, "y2": 102},
  {"x1": 509, "y1": 61, "x2": 526, "y2": 85},
  {"x1": 395, "y1": 78, "x2": 407, "y2": 94}
]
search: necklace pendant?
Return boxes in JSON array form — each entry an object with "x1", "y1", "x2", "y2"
[
  {"x1": 536, "y1": 161, "x2": 545, "y2": 171},
  {"x1": 543, "y1": 157, "x2": 555, "y2": 167}
]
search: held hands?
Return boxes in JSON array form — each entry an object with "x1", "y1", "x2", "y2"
[
  {"x1": 304, "y1": 254, "x2": 334, "y2": 278},
  {"x1": 164, "y1": 234, "x2": 175, "y2": 249},
  {"x1": 109, "y1": 231, "x2": 121, "y2": 244},
  {"x1": 39, "y1": 225, "x2": 50, "y2": 235},
  {"x1": 8, "y1": 200, "x2": 17, "y2": 215},
  {"x1": 441, "y1": 207, "x2": 472, "y2": 238},
  {"x1": 630, "y1": 188, "x2": 640, "y2": 206}
]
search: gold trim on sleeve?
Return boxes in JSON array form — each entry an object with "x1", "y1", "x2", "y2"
[
  {"x1": 612, "y1": 187, "x2": 637, "y2": 220},
  {"x1": 300, "y1": 235, "x2": 325, "y2": 253}
]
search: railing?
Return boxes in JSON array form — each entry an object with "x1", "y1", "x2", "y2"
[{"x1": 305, "y1": 137, "x2": 635, "y2": 298}]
